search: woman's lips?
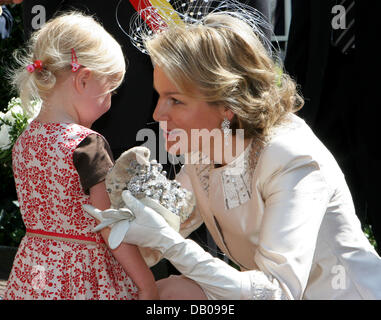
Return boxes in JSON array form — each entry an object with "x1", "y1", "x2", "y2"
[{"x1": 161, "y1": 128, "x2": 183, "y2": 139}]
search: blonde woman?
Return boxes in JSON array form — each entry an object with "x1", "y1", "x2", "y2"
[
  {"x1": 4, "y1": 12, "x2": 158, "y2": 300},
  {"x1": 86, "y1": 10, "x2": 381, "y2": 300}
]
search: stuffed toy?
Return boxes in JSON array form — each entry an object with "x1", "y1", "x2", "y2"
[{"x1": 102, "y1": 146, "x2": 194, "y2": 246}]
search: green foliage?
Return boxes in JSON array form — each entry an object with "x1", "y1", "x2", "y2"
[
  {"x1": 0, "y1": 97, "x2": 33, "y2": 246},
  {"x1": 0, "y1": 200, "x2": 25, "y2": 247},
  {"x1": 363, "y1": 224, "x2": 378, "y2": 252},
  {"x1": 0, "y1": 98, "x2": 30, "y2": 179}
]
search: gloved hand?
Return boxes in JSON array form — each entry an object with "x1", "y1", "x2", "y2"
[
  {"x1": 85, "y1": 191, "x2": 248, "y2": 299},
  {"x1": 82, "y1": 205, "x2": 135, "y2": 250},
  {"x1": 84, "y1": 190, "x2": 288, "y2": 300},
  {"x1": 83, "y1": 190, "x2": 184, "y2": 251}
]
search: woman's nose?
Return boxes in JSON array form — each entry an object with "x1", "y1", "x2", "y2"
[{"x1": 153, "y1": 99, "x2": 170, "y2": 122}]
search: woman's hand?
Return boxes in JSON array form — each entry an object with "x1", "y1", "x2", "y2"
[
  {"x1": 84, "y1": 190, "x2": 185, "y2": 252},
  {"x1": 84, "y1": 191, "x2": 245, "y2": 300}
]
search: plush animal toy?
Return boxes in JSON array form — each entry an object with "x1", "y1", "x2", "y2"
[{"x1": 105, "y1": 146, "x2": 195, "y2": 232}]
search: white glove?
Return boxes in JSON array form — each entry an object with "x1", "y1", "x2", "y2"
[
  {"x1": 82, "y1": 205, "x2": 135, "y2": 250},
  {"x1": 84, "y1": 190, "x2": 288, "y2": 300},
  {"x1": 83, "y1": 191, "x2": 184, "y2": 251}
]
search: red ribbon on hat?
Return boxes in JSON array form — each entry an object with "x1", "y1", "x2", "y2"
[{"x1": 129, "y1": 0, "x2": 168, "y2": 31}]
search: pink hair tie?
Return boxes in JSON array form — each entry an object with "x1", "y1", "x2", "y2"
[
  {"x1": 26, "y1": 64, "x2": 35, "y2": 73},
  {"x1": 26, "y1": 60, "x2": 43, "y2": 73}
]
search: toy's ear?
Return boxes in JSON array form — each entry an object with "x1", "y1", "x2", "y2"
[
  {"x1": 132, "y1": 147, "x2": 151, "y2": 166},
  {"x1": 105, "y1": 147, "x2": 152, "y2": 209}
]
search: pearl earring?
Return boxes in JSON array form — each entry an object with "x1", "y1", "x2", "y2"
[{"x1": 221, "y1": 117, "x2": 230, "y2": 146}]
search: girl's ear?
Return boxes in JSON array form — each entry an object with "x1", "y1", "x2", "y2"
[{"x1": 73, "y1": 68, "x2": 91, "y2": 94}]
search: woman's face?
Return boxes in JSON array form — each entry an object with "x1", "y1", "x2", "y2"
[{"x1": 153, "y1": 66, "x2": 225, "y2": 157}]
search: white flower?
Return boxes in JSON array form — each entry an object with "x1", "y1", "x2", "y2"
[
  {"x1": 29, "y1": 99, "x2": 42, "y2": 121},
  {"x1": 10, "y1": 104, "x2": 24, "y2": 115},
  {"x1": 2, "y1": 100, "x2": 24, "y2": 125},
  {"x1": 0, "y1": 97, "x2": 40, "y2": 152},
  {"x1": 0, "y1": 123, "x2": 12, "y2": 151}
]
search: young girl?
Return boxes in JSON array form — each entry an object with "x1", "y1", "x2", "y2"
[{"x1": 4, "y1": 12, "x2": 158, "y2": 300}]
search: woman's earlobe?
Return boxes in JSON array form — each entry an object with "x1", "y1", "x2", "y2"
[
  {"x1": 217, "y1": 105, "x2": 234, "y2": 121},
  {"x1": 222, "y1": 108, "x2": 235, "y2": 122}
]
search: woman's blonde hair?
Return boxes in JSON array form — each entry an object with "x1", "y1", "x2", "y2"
[
  {"x1": 10, "y1": 11, "x2": 126, "y2": 114},
  {"x1": 145, "y1": 12, "x2": 303, "y2": 141}
]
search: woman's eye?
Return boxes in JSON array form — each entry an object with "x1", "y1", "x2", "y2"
[{"x1": 170, "y1": 97, "x2": 182, "y2": 105}]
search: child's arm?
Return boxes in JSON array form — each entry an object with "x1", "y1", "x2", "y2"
[{"x1": 89, "y1": 181, "x2": 159, "y2": 300}]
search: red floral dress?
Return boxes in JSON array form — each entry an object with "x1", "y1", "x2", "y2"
[{"x1": 4, "y1": 121, "x2": 138, "y2": 300}]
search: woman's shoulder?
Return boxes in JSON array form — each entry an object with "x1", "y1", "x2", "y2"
[
  {"x1": 262, "y1": 114, "x2": 320, "y2": 159},
  {"x1": 255, "y1": 114, "x2": 326, "y2": 178}
]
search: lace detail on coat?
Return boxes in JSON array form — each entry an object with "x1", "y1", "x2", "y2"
[
  {"x1": 221, "y1": 139, "x2": 264, "y2": 210},
  {"x1": 194, "y1": 163, "x2": 213, "y2": 197},
  {"x1": 248, "y1": 270, "x2": 289, "y2": 300},
  {"x1": 193, "y1": 139, "x2": 265, "y2": 209},
  {"x1": 192, "y1": 152, "x2": 213, "y2": 197}
]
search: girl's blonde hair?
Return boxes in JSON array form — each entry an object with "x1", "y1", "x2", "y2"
[
  {"x1": 11, "y1": 11, "x2": 126, "y2": 114},
  {"x1": 145, "y1": 12, "x2": 303, "y2": 141}
]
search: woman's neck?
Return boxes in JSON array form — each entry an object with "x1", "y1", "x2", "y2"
[
  {"x1": 185, "y1": 134, "x2": 251, "y2": 167},
  {"x1": 213, "y1": 134, "x2": 251, "y2": 166}
]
